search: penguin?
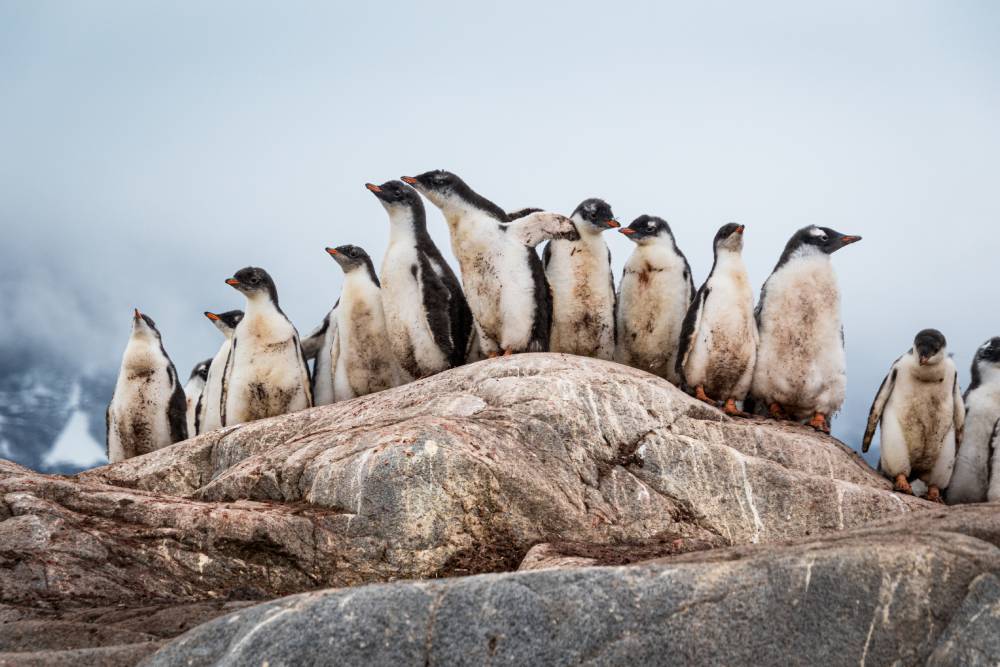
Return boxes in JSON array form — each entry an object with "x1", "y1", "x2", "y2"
[
  {"x1": 365, "y1": 179, "x2": 473, "y2": 376},
  {"x1": 675, "y1": 223, "x2": 757, "y2": 415},
  {"x1": 183, "y1": 358, "x2": 211, "y2": 437},
  {"x1": 106, "y1": 310, "x2": 187, "y2": 463},
  {"x1": 750, "y1": 225, "x2": 862, "y2": 432},
  {"x1": 948, "y1": 336, "x2": 1000, "y2": 503},
  {"x1": 196, "y1": 309, "x2": 243, "y2": 434},
  {"x1": 542, "y1": 198, "x2": 620, "y2": 359},
  {"x1": 306, "y1": 305, "x2": 337, "y2": 406},
  {"x1": 401, "y1": 170, "x2": 579, "y2": 357},
  {"x1": 221, "y1": 267, "x2": 312, "y2": 426},
  {"x1": 321, "y1": 245, "x2": 400, "y2": 402},
  {"x1": 862, "y1": 329, "x2": 964, "y2": 502},
  {"x1": 616, "y1": 215, "x2": 695, "y2": 383}
]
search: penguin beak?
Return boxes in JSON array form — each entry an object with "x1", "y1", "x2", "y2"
[
  {"x1": 325, "y1": 247, "x2": 339, "y2": 256},
  {"x1": 619, "y1": 228, "x2": 636, "y2": 236},
  {"x1": 365, "y1": 183, "x2": 382, "y2": 193},
  {"x1": 225, "y1": 278, "x2": 240, "y2": 287},
  {"x1": 204, "y1": 312, "x2": 220, "y2": 321},
  {"x1": 840, "y1": 235, "x2": 862, "y2": 245},
  {"x1": 735, "y1": 225, "x2": 745, "y2": 235},
  {"x1": 133, "y1": 308, "x2": 142, "y2": 320},
  {"x1": 605, "y1": 219, "x2": 620, "y2": 229},
  {"x1": 401, "y1": 176, "x2": 419, "y2": 186}
]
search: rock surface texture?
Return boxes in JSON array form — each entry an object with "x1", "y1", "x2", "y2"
[{"x1": 2, "y1": 354, "x2": 980, "y2": 665}]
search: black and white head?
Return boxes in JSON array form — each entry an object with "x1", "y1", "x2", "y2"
[
  {"x1": 130, "y1": 308, "x2": 163, "y2": 341},
  {"x1": 225, "y1": 267, "x2": 280, "y2": 306},
  {"x1": 778, "y1": 226, "x2": 862, "y2": 266},
  {"x1": 570, "y1": 198, "x2": 619, "y2": 235},
  {"x1": 971, "y1": 336, "x2": 1000, "y2": 385},
  {"x1": 712, "y1": 223, "x2": 746, "y2": 255},
  {"x1": 912, "y1": 328, "x2": 947, "y2": 366},
  {"x1": 620, "y1": 215, "x2": 675, "y2": 246},
  {"x1": 326, "y1": 245, "x2": 380, "y2": 285},
  {"x1": 203, "y1": 309, "x2": 244, "y2": 335},
  {"x1": 189, "y1": 359, "x2": 211, "y2": 382},
  {"x1": 365, "y1": 180, "x2": 425, "y2": 223},
  {"x1": 400, "y1": 170, "x2": 506, "y2": 220}
]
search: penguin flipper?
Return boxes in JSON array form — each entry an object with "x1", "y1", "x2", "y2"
[
  {"x1": 505, "y1": 212, "x2": 580, "y2": 248},
  {"x1": 542, "y1": 241, "x2": 552, "y2": 270},
  {"x1": 105, "y1": 402, "x2": 112, "y2": 460},
  {"x1": 507, "y1": 207, "x2": 543, "y2": 221},
  {"x1": 862, "y1": 361, "x2": 899, "y2": 453},
  {"x1": 301, "y1": 309, "x2": 333, "y2": 361},
  {"x1": 675, "y1": 284, "x2": 710, "y2": 383},
  {"x1": 166, "y1": 364, "x2": 189, "y2": 443},
  {"x1": 417, "y1": 254, "x2": 458, "y2": 364},
  {"x1": 608, "y1": 246, "x2": 618, "y2": 346},
  {"x1": 952, "y1": 370, "x2": 965, "y2": 448}
]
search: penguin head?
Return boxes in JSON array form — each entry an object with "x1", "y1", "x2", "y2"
[
  {"x1": 204, "y1": 309, "x2": 244, "y2": 335},
  {"x1": 326, "y1": 245, "x2": 380, "y2": 284},
  {"x1": 130, "y1": 308, "x2": 162, "y2": 340},
  {"x1": 713, "y1": 223, "x2": 745, "y2": 254},
  {"x1": 570, "y1": 198, "x2": 619, "y2": 235},
  {"x1": 796, "y1": 226, "x2": 862, "y2": 256},
  {"x1": 401, "y1": 170, "x2": 481, "y2": 211},
  {"x1": 971, "y1": 337, "x2": 1000, "y2": 386},
  {"x1": 366, "y1": 180, "x2": 424, "y2": 217},
  {"x1": 913, "y1": 328, "x2": 947, "y2": 366},
  {"x1": 620, "y1": 215, "x2": 674, "y2": 245},
  {"x1": 225, "y1": 267, "x2": 279, "y2": 305},
  {"x1": 189, "y1": 359, "x2": 211, "y2": 382}
]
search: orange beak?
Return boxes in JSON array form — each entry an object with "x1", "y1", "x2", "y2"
[
  {"x1": 204, "y1": 311, "x2": 220, "y2": 321},
  {"x1": 605, "y1": 219, "x2": 620, "y2": 228},
  {"x1": 619, "y1": 228, "x2": 636, "y2": 235},
  {"x1": 401, "y1": 176, "x2": 418, "y2": 185},
  {"x1": 735, "y1": 225, "x2": 746, "y2": 235},
  {"x1": 133, "y1": 308, "x2": 142, "y2": 319},
  {"x1": 325, "y1": 247, "x2": 338, "y2": 256},
  {"x1": 365, "y1": 183, "x2": 381, "y2": 193},
  {"x1": 225, "y1": 278, "x2": 240, "y2": 286},
  {"x1": 841, "y1": 235, "x2": 861, "y2": 245}
]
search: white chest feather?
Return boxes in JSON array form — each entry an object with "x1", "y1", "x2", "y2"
[
  {"x1": 199, "y1": 338, "x2": 233, "y2": 433},
  {"x1": 546, "y1": 236, "x2": 615, "y2": 359},
  {"x1": 950, "y1": 371, "x2": 1000, "y2": 500},
  {"x1": 381, "y1": 241, "x2": 445, "y2": 377},
  {"x1": 183, "y1": 376, "x2": 205, "y2": 436},
  {"x1": 333, "y1": 275, "x2": 399, "y2": 401},
  {"x1": 108, "y1": 338, "x2": 175, "y2": 461},
  {"x1": 882, "y1": 357, "x2": 958, "y2": 471}
]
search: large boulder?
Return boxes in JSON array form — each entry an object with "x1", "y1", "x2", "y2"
[{"x1": 142, "y1": 504, "x2": 1000, "y2": 666}]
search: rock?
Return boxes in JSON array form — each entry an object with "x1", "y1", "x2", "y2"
[{"x1": 142, "y1": 504, "x2": 1000, "y2": 666}]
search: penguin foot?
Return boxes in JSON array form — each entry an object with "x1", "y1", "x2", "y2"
[
  {"x1": 487, "y1": 352, "x2": 499, "y2": 359},
  {"x1": 768, "y1": 402, "x2": 788, "y2": 420},
  {"x1": 722, "y1": 399, "x2": 749, "y2": 417},
  {"x1": 694, "y1": 386, "x2": 717, "y2": 406},
  {"x1": 808, "y1": 412, "x2": 830, "y2": 433},
  {"x1": 503, "y1": 348, "x2": 513, "y2": 357},
  {"x1": 893, "y1": 474, "x2": 913, "y2": 495},
  {"x1": 926, "y1": 485, "x2": 944, "y2": 503}
]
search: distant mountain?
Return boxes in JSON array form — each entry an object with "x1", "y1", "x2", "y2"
[{"x1": 0, "y1": 350, "x2": 113, "y2": 474}]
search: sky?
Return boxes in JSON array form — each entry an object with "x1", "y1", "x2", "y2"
[{"x1": 2, "y1": 1, "x2": 999, "y2": 464}]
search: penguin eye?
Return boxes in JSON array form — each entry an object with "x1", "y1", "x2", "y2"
[{"x1": 647, "y1": 222, "x2": 655, "y2": 230}]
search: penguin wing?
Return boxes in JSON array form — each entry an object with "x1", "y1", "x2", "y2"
[
  {"x1": 608, "y1": 246, "x2": 618, "y2": 345},
  {"x1": 301, "y1": 309, "x2": 334, "y2": 361},
  {"x1": 989, "y1": 419, "x2": 1000, "y2": 473},
  {"x1": 507, "y1": 207, "x2": 543, "y2": 221},
  {"x1": 219, "y1": 337, "x2": 237, "y2": 427},
  {"x1": 862, "y1": 361, "x2": 900, "y2": 453},
  {"x1": 166, "y1": 364, "x2": 189, "y2": 442},
  {"x1": 542, "y1": 241, "x2": 552, "y2": 270},
  {"x1": 952, "y1": 369, "x2": 965, "y2": 447},
  {"x1": 505, "y1": 212, "x2": 580, "y2": 248},
  {"x1": 675, "y1": 283, "x2": 710, "y2": 382},
  {"x1": 105, "y1": 402, "x2": 113, "y2": 460},
  {"x1": 417, "y1": 254, "x2": 459, "y2": 361},
  {"x1": 293, "y1": 330, "x2": 314, "y2": 407}
]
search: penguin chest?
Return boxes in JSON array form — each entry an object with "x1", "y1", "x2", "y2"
[
  {"x1": 380, "y1": 245, "x2": 444, "y2": 377},
  {"x1": 547, "y1": 241, "x2": 615, "y2": 358},
  {"x1": 956, "y1": 387, "x2": 1000, "y2": 467},
  {"x1": 335, "y1": 284, "x2": 396, "y2": 399},
  {"x1": 450, "y1": 225, "x2": 504, "y2": 342},
  {"x1": 110, "y1": 348, "x2": 174, "y2": 458},
  {"x1": 229, "y1": 315, "x2": 304, "y2": 421},
  {"x1": 886, "y1": 370, "x2": 954, "y2": 471},
  {"x1": 199, "y1": 339, "x2": 232, "y2": 432},
  {"x1": 687, "y1": 269, "x2": 756, "y2": 395}
]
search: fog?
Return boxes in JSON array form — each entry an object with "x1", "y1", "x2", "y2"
[{"x1": 2, "y1": 1, "x2": 999, "y2": 460}]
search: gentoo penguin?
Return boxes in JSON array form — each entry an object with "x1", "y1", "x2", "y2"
[
  {"x1": 675, "y1": 224, "x2": 756, "y2": 415},
  {"x1": 401, "y1": 170, "x2": 579, "y2": 357},
  {"x1": 365, "y1": 179, "x2": 473, "y2": 376},
  {"x1": 750, "y1": 225, "x2": 861, "y2": 432},
  {"x1": 948, "y1": 337, "x2": 1000, "y2": 503},
  {"x1": 616, "y1": 215, "x2": 695, "y2": 383},
  {"x1": 862, "y1": 329, "x2": 964, "y2": 501},
  {"x1": 320, "y1": 245, "x2": 400, "y2": 402},
  {"x1": 183, "y1": 358, "x2": 211, "y2": 437},
  {"x1": 542, "y1": 198, "x2": 620, "y2": 359},
  {"x1": 195, "y1": 309, "x2": 243, "y2": 434},
  {"x1": 221, "y1": 267, "x2": 312, "y2": 425},
  {"x1": 106, "y1": 310, "x2": 187, "y2": 463}
]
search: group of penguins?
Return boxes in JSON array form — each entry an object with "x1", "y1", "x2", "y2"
[{"x1": 106, "y1": 169, "x2": 1000, "y2": 505}]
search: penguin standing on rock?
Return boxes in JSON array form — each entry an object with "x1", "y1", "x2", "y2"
[
  {"x1": 183, "y1": 359, "x2": 211, "y2": 437},
  {"x1": 320, "y1": 245, "x2": 400, "y2": 402},
  {"x1": 948, "y1": 337, "x2": 1000, "y2": 503},
  {"x1": 402, "y1": 170, "x2": 579, "y2": 357},
  {"x1": 862, "y1": 329, "x2": 964, "y2": 502},
  {"x1": 616, "y1": 215, "x2": 694, "y2": 383},
  {"x1": 221, "y1": 267, "x2": 312, "y2": 426},
  {"x1": 365, "y1": 179, "x2": 473, "y2": 376},
  {"x1": 676, "y1": 224, "x2": 756, "y2": 415},
  {"x1": 543, "y1": 198, "x2": 620, "y2": 360},
  {"x1": 106, "y1": 310, "x2": 187, "y2": 463},
  {"x1": 750, "y1": 225, "x2": 861, "y2": 432},
  {"x1": 196, "y1": 310, "x2": 243, "y2": 434}
]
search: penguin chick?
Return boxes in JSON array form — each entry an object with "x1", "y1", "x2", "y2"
[
  {"x1": 366, "y1": 179, "x2": 473, "y2": 376},
  {"x1": 949, "y1": 337, "x2": 1000, "y2": 503},
  {"x1": 196, "y1": 309, "x2": 243, "y2": 434},
  {"x1": 221, "y1": 268, "x2": 312, "y2": 425},
  {"x1": 402, "y1": 170, "x2": 578, "y2": 357},
  {"x1": 862, "y1": 329, "x2": 964, "y2": 502},
  {"x1": 543, "y1": 198, "x2": 619, "y2": 360},
  {"x1": 676, "y1": 224, "x2": 757, "y2": 415},
  {"x1": 750, "y1": 225, "x2": 861, "y2": 433},
  {"x1": 106, "y1": 310, "x2": 187, "y2": 463},
  {"x1": 321, "y1": 245, "x2": 400, "y2": 402},
  {"x1": 616, "y1": 215, "x2": 694, "y2": 383},
  {"x1": 183, "y1": 358, "x2": 211, "y2": 437}
]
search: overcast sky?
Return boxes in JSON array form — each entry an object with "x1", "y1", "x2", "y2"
[{"x1": 2, "y1": 1, "x2": 999, "y2": 460}]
